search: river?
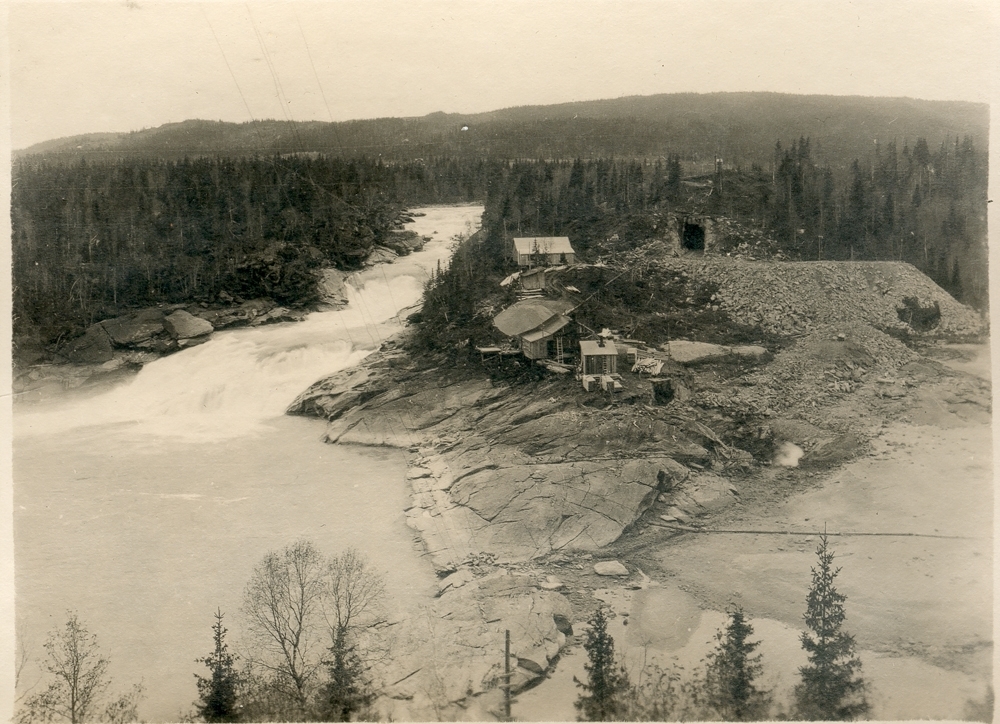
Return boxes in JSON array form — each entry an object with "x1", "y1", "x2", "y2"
[{"x1": 13, "y1": 205, "x2": 484, "y2": 721}]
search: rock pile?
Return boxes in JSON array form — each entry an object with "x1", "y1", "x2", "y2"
[
  {"x1": 700, "y1": 321, "x2": 920, "y2": 416},
  {"x1": 653, "y1": 259, "x2": 984, "y2": 337},
  {"x1": 11, "y1": 297, "x2": 315, "y2": 400},
  {"x1": 53, "y1": 298, "x2": 309, "y2": 366}
]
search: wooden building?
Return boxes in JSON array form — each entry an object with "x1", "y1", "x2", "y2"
[
  {"x1": 493, "y1": 298, "x2": 576, "y2": 362},
  {"x1": 512, "y1": 237, "x2": 576, "y2": 267},
  {"x1": 580, "y1": 340, "x2": 618, "y2": 375}
]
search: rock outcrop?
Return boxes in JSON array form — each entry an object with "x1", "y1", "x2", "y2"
[
  {"x1": 60, "y1": 323, "x2": 114, "y2": 364},
  {"x1": 365, "y1": 246, "x2": 398, "y2": 266},
  {"x1": 316, "y1": 268, "x2": 350, "y2": 309},
  {"x1": 381, "y1": 567, "x2": 574, "y2": 720},
  {"x1": 289, "y1": 345, "x2": 726, "y2": 572},
  {"x1": 22, "y1": 296, "x2": 312, "y2": 397},
  {"x1": 163, "y1": 310, "x2": 214, "y2": 339},
  {"x1": 100, "y1": 309, "x2": 165, "y2": 345}
]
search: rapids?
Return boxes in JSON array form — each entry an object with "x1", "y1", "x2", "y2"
[{"x1": 13, "y1": 205, "x2": 483, "y2": 721}]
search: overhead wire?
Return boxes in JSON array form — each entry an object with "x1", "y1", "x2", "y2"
[{"x1": 237, "y1": 9, "x2": 440, "y2": 453}]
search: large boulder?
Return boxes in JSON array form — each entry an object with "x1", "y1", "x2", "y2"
[
  {"x1": 364, "y1": 246, "x2": 398, "y2": 266},
  {"x1": 317, "y1": 268, "x2": 350, "y2": 309},
  {"x1": 163, "y1": 310, "x2": 214, "y2": 340},
  {"x1": 730, "y1": 345, "x2": 769, "y2": 360},
  {"x1": 100, "y1": 309, "x2": 164, "y2": 346},
  {"x1": 208, "y1": 299, "x2": 275, "y2": 329},
  {"x1": 249, "y1": 307, "x2": 307, "y2": 326},
  {"x1": 61, "y1": 324, "x2": 114, "y2": 364},
  {"x1": 594, "y1": 560, "x2": 630, "y2": 576}
]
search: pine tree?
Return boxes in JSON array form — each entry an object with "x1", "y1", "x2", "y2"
[
  {"x1": 704, "y1": 607, "x2": 771, "y2": 720},
  {"x1": 574, "y1": 608, "x2": 630, "y2": 721},
  {"x1": 318, "y1": 628, "x2": 373, "y2": 722},
  {"x1": 194, "y1": 609, "x2": 240, "y2": 723},
  {"x1": 794, "y1": 534, "x2": 870, "y2": 720}
]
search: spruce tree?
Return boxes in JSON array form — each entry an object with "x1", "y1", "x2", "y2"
[
  {"x1": 794, "y1": 534, "x2": 870, "y2": 720},
  {"x1": 318, "y1": 628, "x2": 373, "y2": 722},
  {"x1": 194, "y1": 609, "x2": 240, "y2": 723},
  {"x1": 704, "y1": 607, "x2": 771, "y2": 720},
  {"x1": 574, "y1": 607, "x2": 630, "y2": 721}
]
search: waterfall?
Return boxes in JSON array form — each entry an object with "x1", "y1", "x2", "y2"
[{"x1": 16, "y1": 205, "x2": 482, "y2": 441}]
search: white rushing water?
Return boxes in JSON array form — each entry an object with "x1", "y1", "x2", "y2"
[
  {"x1": 17, "y1": 207, "x2": 478, "y2": 442},
  {"x1": 13, "y1": 205, "x2": 483, "y2": 721}
]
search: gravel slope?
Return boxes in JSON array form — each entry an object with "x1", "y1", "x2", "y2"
[{"x1": 654, "y1": 258, "x2": 984, "y2": 336}]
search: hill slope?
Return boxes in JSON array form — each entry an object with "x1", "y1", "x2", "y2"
[{"x1": 18, "y1": 92, "x2": 987, "y2": 169}]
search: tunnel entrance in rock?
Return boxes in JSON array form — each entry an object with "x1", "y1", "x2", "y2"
[{"x1": 682, "y1": 222, "x2": 705, "y2": 251}]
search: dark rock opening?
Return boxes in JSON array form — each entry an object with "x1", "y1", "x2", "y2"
[
  {"x1": 552, "y1": 613, "x2": 573, "y2": 636},
  {"x1": 897, "y1": 296, "x2": 941, "y2": 332},
  {"x1": 650, "y1": 378, "x2": 675, "y2": 405},
  {"x1": 682, "y1": 222, "x2": 705, "y2": 251}
]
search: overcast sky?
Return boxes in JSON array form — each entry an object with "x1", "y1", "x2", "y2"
[{"x1": 6, "y1": 0, "x2": 999, "y2": 149}]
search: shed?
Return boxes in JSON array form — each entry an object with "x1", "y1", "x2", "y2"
[
  {"x1": 493, "y1": 298, "x2": 576, "y2": 362},
  {"x1": 494, "y1": 298, "x2": 574, "y2": 337},
  {"x1": 520, "y1": 267, "x2": 547, "y2": 292},
  {"x1": 512, "y1": 237, "x2": 576, "y2": 267},
  {"x1": 580, "y1": 340, "x2": 618, "y2": 376},
  {"x1": 521, "y1": 314, "x2": 572, "y2": 359}
]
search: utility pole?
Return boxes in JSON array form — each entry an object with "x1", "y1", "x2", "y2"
[{"x1": 504, "y1": 629, "x2": 512, "y2": 720}]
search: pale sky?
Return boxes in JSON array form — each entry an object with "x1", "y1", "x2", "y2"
[{"x1": 6, "y1": 0, "x2": 998, "y2": 150}]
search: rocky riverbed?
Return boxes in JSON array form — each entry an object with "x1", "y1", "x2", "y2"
[
  {"x1": 289, "y1": 256, "x2": 991, "y2": 718},
  {"x1": 12, "y1": 231, "x2": 436, "y2": 403}
]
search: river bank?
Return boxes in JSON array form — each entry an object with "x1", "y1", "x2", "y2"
[
  {"x1": 293, "y1": 263, "x2": 992, "y2": 719},
  {"x1": 14, "y1": 199, "x2": 991, "y2": 721},
  {"x1": 11, "y1": 206, "x2": 438, "y2": 403},
  {"x1": 13, "y1": 205, "x2": 487, "y2": 722}
]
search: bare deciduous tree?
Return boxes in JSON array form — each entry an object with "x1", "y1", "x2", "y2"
[
  {"x1": 323, "y1": 548, "x2": 387, "y2": 643},
  {"x1": 15, "y1": 623, "x2": 35, "y2": 703},
  {"x1": 15, "y1": 613, "x2": 143, "y2": 724},
  {"x1": 241, "y1": 540, "x2": 329, "y2": 714},
  {"x1": 240, "y1": 541, "x2": 388, "y2": 721},
  {"x1": 319, "y1": 549, "x2": 388, "y2": 722}
]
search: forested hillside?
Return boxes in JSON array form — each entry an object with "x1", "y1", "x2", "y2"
[
  {"x1": 419, "y1": 135, "x2": 987, "y2": 354},
  {"x1": 12, "y1": 92, "x2": 988, "y2": 354},
  {"x1": 12, "y1": 156, "x2": 494, "y2": 342},
  {"x1": 18, "y1": 93, "x2": 987, "y2": 176}
]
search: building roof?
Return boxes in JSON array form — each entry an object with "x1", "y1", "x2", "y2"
[
  {"x1": 580, "y1": 340, "x2": 619, "y2": 356},
  {"x1": 493, "y1": 298, "x2": 575, "y2": 337},
  {"x1": 512, "y1": 237, "x2": 576, "y2": 257},
  {"x1": 521, "y1": 314, "x2": 571, "y2": 343}
]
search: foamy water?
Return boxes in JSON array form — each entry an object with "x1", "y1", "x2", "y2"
[
  {"x1": 13, "y1": 205, "x2": 483, "y2": 721},
  {"x1": 16, "y1": 207, "x2": 473, "y2": 442}
]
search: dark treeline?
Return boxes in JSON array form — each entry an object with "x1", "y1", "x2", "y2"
[
  {"x1": 479, "y1": 137, "x2": 987, "y2": 304},
  {"x1": 13, "y1": 127, "x2": 987, "y2": 348},
  {"x1": 418, "y1": 136, "x2": 986, "y2": 359},
  {"x1": 12, "y1": 155, "x2": 495, "y2": 342},
  {"x1": 765, "y1": 135, "x2": 987, "y2": 307}
]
